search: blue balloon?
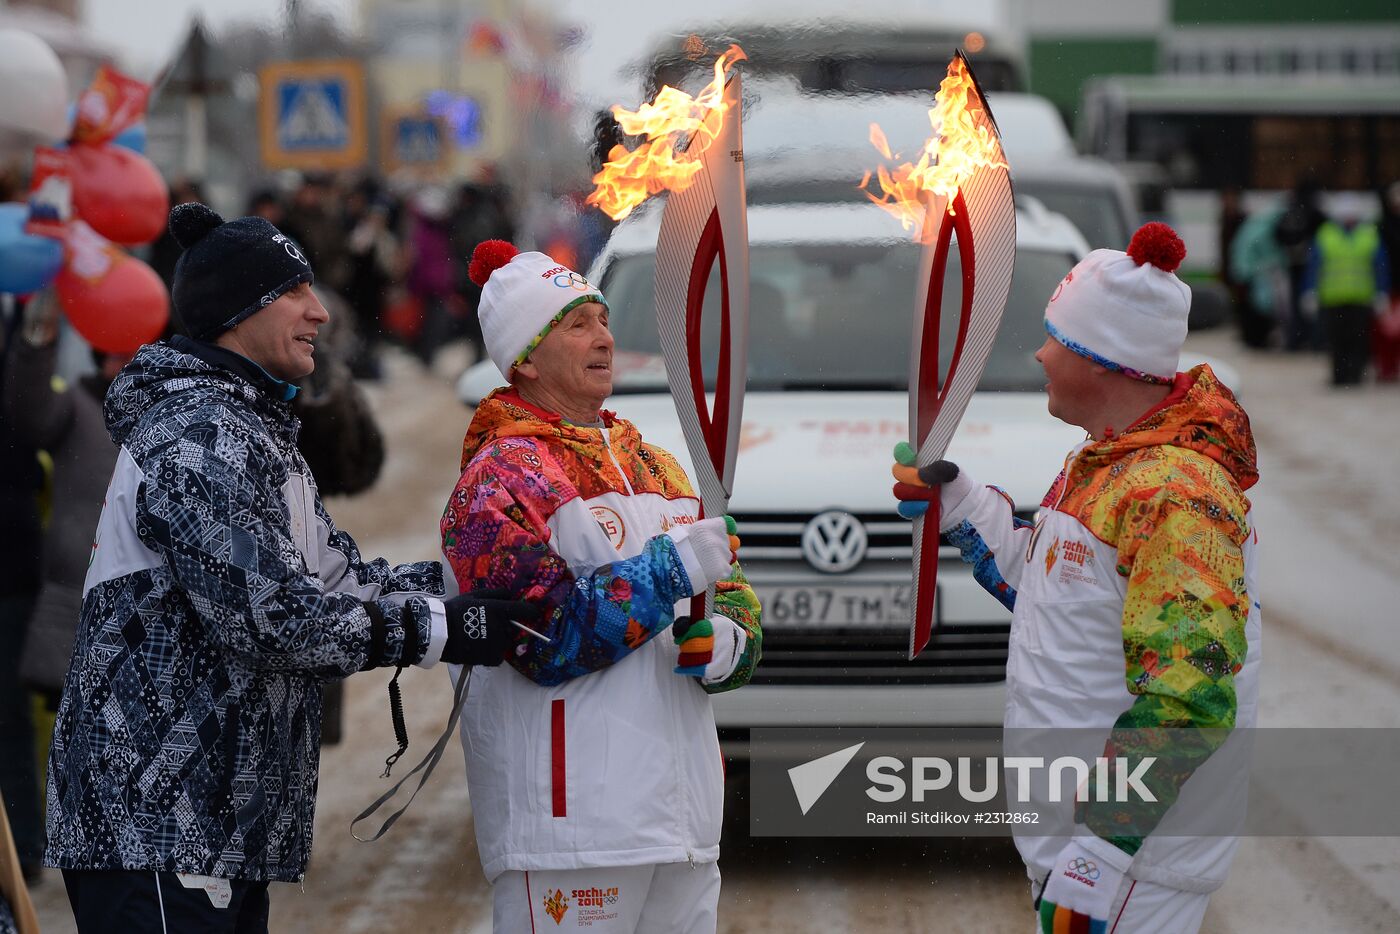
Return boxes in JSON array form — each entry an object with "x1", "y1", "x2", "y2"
[
  {"x1": 0, "y1": 203, "x2": 64, "y2": 295},
  {"x1": 113, "y1": 122, "x2": 146, "y2": 154}
]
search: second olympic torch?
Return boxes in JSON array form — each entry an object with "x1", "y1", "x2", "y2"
[{"x1": 864, "y1": 52, "x2": 1017, "y2": 659}]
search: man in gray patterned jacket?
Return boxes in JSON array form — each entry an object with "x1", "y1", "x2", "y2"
[{"x1": 45, "y1": 203, "x2": 535, "y2": 933}]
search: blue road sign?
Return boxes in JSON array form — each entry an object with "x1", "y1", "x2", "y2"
[
  {"x1": 258, "y1": 60, "x2": 367, "y2": 170},
  {"x1": 394, "y1": 115, "x2": 442, "y2": 164},
  {"x1": 278, "y1": 78, "x2": 349, "y2": 151}
]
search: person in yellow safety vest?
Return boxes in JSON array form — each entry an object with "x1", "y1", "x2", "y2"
[{"x1": 1302, "y1": 192, "x2": 1392, "y2": 386}]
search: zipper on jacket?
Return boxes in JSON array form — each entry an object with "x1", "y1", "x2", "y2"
[
  {"x1": 1026, "y1": 442, "x2": 1088, "y2": 563},
  {"x1": 670, "y1": 629, "x2": 698, "y2": 865},
  {"x1": 600, "y1": 424, "x2": 698, "y2": 861},
  {"x1": 599, "y1": 428, "x2": 636, "y2": 497}
]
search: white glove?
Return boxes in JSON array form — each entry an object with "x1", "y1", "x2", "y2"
[
  {"x1": 1037, "y1": 834, "x2": 1132, "y2": 933},
  {"x1": 671, "y1": 614, "x2": 745, "y2": 681},
  {"x1": 701, "y1": 615, "x2": 744, "y2": 683},
  {"x1": 664, "y1": 516, "x2": 737, "y2": 595}
]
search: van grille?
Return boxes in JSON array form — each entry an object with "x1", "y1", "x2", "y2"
[
  {"x1": 731, "y1": 510, "x2": 1030, "y2": 685},
  {"x1": 749, "y1": 624, "x2": 1011, "y2": 686},
  {"x1": 733, "y1": 510, "x2": 1037, "y2": 564}
]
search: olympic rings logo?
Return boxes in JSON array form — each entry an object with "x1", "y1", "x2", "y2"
[
  {"x1": 272, "y1": 233, "x2": 307, "y2": 266},
  {"x1": 1067, "y1": 857, "x2": 1100, "y2": 880},
  {"x1": 553, "y1": 272, "x2": 593, "y2": 291}
]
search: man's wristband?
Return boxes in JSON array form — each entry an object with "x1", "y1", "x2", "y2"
[
  {"x1": 361, "y1": 601, "x2": 388, "y2": 670},
  {"x1": 401, "y1": 600, "x2": 423, "y2": 666}
]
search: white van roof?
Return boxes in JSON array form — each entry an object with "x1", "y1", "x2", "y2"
[
  {"x1": 740, "y1": 79, "x2": 1074, "y2": 165},
  {"x1": 597, "y1": 200, "x2": 1088, "y2": 265}
]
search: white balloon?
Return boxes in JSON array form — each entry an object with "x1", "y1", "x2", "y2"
[{"x1": 0, "y1": 29, "x2": 69, "y2": 159}]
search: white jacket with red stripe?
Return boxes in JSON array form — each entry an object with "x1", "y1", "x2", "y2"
[{"x1": 940, "y1": 367, "x2": 1261, "y2": 893}]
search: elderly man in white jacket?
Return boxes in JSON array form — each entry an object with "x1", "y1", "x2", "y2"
[{"x1": 441, "y1": 240, "x2": 763, "y2": 932}]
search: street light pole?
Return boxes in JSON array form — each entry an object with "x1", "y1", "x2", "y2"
[{"x1": 285, "y1": 0, "x2": 301, "y2": 56}]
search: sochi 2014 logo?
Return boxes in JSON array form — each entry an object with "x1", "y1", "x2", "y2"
[
  {"x1": 541, "y1": 265, "x2": 593, "y2": 291},
  {"x1": 543, "y1": 888, "x2": 569, "y2": 924},
  {"x1": 461, "y1": 604, "x2": 488, "y2": 640},
  {"x1": 271, "y1": 233, "x2": 306, "y2": 265}
]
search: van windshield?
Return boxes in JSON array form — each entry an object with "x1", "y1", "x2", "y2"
[
  {"x1": 1012, "y1": 181, "x2": 1129, "y2": 250},
  {"x1": 599, "y1": 244, "x2": 1075, "y2": 393}
]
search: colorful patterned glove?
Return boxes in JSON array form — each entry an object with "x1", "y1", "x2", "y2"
[
  {"x1": 1037, "y1": 835, "x2": 1133, "y2": 934},
  {"x1": 671, "y1": 615, "x2": 715, "y2": 677},
  {"x1": 672, "y1": 614, "x2": 745, "y2": 681},
  {"x1": 891, "y1": 441, "x2": 963, "y2": 520}
]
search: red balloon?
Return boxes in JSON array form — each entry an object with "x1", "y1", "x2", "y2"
[
  {"x1": 70, "y1": 143, "x2": 169, "y2": 245},
  {"x1": 56, "y1": 253, "x2": 169, "y2": 354}
]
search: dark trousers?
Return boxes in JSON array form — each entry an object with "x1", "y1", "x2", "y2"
[
  {"x1": 1285, "y1": 266, "x2": 1319, "y2": 350},
  {"x1": 1238, "y1": 304, "x2": 1275, "y2": 349},
  {"x1": 63, "y1": 869, "x2": 271, "y2": 934},
  {"x1": 1323, "y1": 304, "x2": 1373, "y2": 385},
  {"x1": 1373, "y1": 319, "x2": 1400, "y2": 382},
  {"x1": 0, "y1": 593, "x2": 41, "y2": 867}
]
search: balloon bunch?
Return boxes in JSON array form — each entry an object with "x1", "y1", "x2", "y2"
[{"x1": 0, "y1": 36, "x2": 169, "y2": 354}]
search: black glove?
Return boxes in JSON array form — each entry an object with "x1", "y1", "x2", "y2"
[
  {"x1": 893, "y1": 442, "x2": 967, "y2": 520},
  {"x1": 441, "y1": 589, "x2": 542, "y2": 667}
]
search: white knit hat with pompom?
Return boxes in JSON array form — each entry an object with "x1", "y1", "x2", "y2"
[
  {"x1": 1043, "y1": 222, "x2": 1192, "y2": 384},
  {"x1": 468, "y1": 240, "x2": 608, "y2": 381}
]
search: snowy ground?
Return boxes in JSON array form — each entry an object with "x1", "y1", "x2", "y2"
[{"x1": 31, "y1": 334, "x2": 1400, "y2": 931}]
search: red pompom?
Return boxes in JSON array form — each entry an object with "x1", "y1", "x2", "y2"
[
  {"x1": 468, "y1": 239, "x2": 520, "y2": 287},
  {"x1": 1126, "y1": 222, "x2": 1186, "y2": 273}
]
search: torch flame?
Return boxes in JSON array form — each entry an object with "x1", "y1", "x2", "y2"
[
  {"x1": 587, "y1": 44, "x2": 747, "y2": 222},
  {"x1": 868, "y1": 123, "x2": 893, "y2": 161},
  {"x1": 860, "y1": 54, "x2": 1007, "y2": 241}
]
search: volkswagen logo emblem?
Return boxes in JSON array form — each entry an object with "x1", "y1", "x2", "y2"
[{"x1": 801, "y1": 511, "x2": 868, "y2": 573}]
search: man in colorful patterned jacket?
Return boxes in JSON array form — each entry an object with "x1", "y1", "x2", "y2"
[
  {"x1": 46, "y1": 204, "x2": 532, "y2": 933},
  {"x1": 895, "y1": 223, "x2": 1261, "y2": 934},
  {"x1": 442, "y1": 240, "x2": 762, "y2": 932}
]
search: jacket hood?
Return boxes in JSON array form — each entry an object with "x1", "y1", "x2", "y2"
[
  {"x1": 1070, "y1": 363, "x2": 1259, "y2": 491},
  {"x1": 461, "y1": 388, "x2": 628, "y2": 471},
  {"x1": 104, "y1": 340, "x2": 290, "y2": 448}
]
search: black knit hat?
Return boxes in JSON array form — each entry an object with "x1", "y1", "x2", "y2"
[{"x1": 168, "y1": 202, "x2": 314, "y2": 340}]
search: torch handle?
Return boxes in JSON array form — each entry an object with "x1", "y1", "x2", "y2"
[
  {"x1": 910, "y1": 497, "x2": 942, "y2": 659},
  {"x1": 689, "y1": 590, "x2": 714, "y2": 624}
]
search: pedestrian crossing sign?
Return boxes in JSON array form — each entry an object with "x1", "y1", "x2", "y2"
[
  {"x1": 380, "y1": 107, "x2": 450, "y2": 175},
  {"x1": 258, "y1": 59, "x2": 367, "y2": 170}
]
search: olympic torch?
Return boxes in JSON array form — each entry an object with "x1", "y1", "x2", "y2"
[
  {"x1": 589, "y1": 46, "x2": 749, "y2": 618},
  {"x1": 862, "y1": 52, "x2": 1016, "y2": 659}
]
